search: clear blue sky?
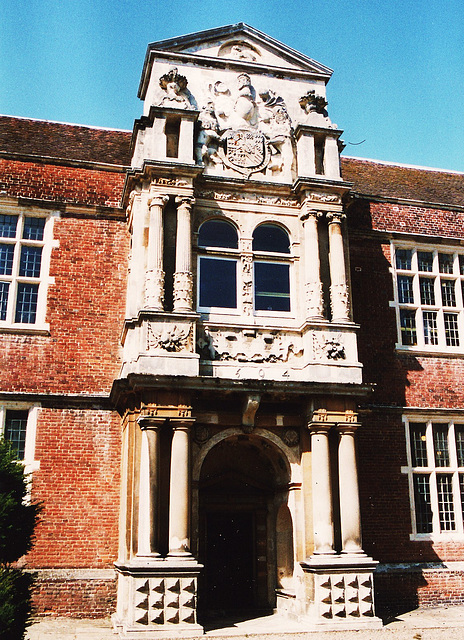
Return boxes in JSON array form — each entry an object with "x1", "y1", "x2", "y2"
[{"x1": 1, "y1": 0, "x2": 463, "y2": 172}]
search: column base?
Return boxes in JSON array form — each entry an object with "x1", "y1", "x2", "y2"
[
  {"x1": 300, "y1": 554, "x2": 382, "y2": 630},
  {"x1": 114, "y1": 560, "x2": 203, "y2": 639}
]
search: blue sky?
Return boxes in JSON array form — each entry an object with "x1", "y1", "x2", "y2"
[{"x1": 1, "y1": 0, "x2": 463, "y2": 172}]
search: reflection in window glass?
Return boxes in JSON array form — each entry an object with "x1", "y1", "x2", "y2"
[
  {"x1": 254, "y1": 262, "x2": 290, "y2": 312},
  {"x1": 0, "y1": 215, "x2": 18, "y2": 238},
  {"x1": 413, "y1": 474, "x2": 433, "y2": 533},
  {"x1": 400, "y1": 309, "x2": 417, "y2": 345},
  {"x1": 419, "y1": 278, "x2": 435, "y2": 305},
  {"x1": 423, "y1": 311, "x2": 438, "y2": 345},
  {"x1": 199, "y1": 257, "x2": 237, "y2": 309},
  {"x1": 439, "y1": 253, "x2": 454, "y2": 274},
  {"x1": 433, "y1": 425, "x2": 450, "y2": 467},
  {"x1": 396, "y1": 249, "x2": 412, "y2": 270},
  {"x1": 418, "y1": 251, "x2": 433, "y2": 272},
  {"x1": 410, "y1": 423, "x2": 428, "y2": 466},
  {"x1": 398, "y1": 275, "x2": 414, "y2": 303},
  {"x1": 252, "y1": 224, "x2": 290, "y2": 253},
  {"x1": 198, "y1": 220, "x2": 238, "y2": 249},
  {"x1": 4, "y1": 409, "x2": 28, "y2": 460}
]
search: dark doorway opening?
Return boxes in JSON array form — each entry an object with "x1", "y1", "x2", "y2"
[{"x1": 203, "y1": 511, "x2": 255, "y2": 611}]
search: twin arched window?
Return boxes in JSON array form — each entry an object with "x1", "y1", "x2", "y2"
[{"x1": 198, "y1": 219, "x2": 291, "y2": 313}]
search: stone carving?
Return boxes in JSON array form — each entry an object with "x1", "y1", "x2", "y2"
[
  {"x1": 195, "y1": 102, "x2": 221, "y2": 166},
  {"x1": 313, "y1": 333, "x2": 346, "y2": 360},
  {"x1": 134, "y1": 576, "x2": 198, "y2": 626},
  {"x1": 282, "y1": 429, "x2": 300, "y2": 447},
  {"x1": 197, "y1": 327, "x2": 303, "y2": 363},
  {"x1": 145, "y1": 269, "x2": 165, "y2": 309},
  {"x1": 305, "y1": 282, "x2": 325, "y2": 318},
  {"x1": 173, "y1": 272, "x2": 193, "y2": 310},
  {"x1": 316, "y1": 573, "x2": 375, "y2": 620},
  {"x1": 330, "y1": 282, "x2": 350, "y2": 319},
  {"x1": 147, "y1": 323, "x2": 191, "y2": 352},
  {"x1": 308, "y1": 192, "x2": 341, "y2": 204},
  {"x1": 193, "y1": 425, "x2": 210, "y2": 444},
  {"x1": 152, "y1": 176, "x2": 190, "y2": 187},
  {"x1": 241, "y1": 254, "x2": 253, "y2": 316},
  {"x1": 196, "y1": 74, "x2": 293, "y2": 178},
  {"x1": 299, "y1": 90, "x2": 328, "y2": 116},
  {"x1": 158, "y1": 68, "x2": 194, "y2": 109},
  {"x1": 218, "y1": 40, "x2": 260, "y2": 61},
  {"x1": 195, "y1": 190, "x2": 298, "y2": 207}
]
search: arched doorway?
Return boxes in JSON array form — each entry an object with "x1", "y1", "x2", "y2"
[{"x1": 198, "y1": 433, "x2": 291, "y2": 617}]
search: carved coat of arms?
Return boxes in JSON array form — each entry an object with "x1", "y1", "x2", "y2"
[{"x1": 220, "y1": 130, "x2": 270, "y2": 177}]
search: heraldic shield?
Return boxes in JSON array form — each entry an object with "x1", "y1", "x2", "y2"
[{"x1": 220, "y1": 129, "x2": 270, "y2": 177}]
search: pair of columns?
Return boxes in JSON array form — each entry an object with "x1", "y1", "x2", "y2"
[
  {"x1": 309, "y1": 419, "x2": 364, "y2": 556},
  {"x1": 137, "y1": 417, "x2": 193, "y2": 559},
  {"x1": 145, "y1": 194, "x2": 194, "y2": 313},
  {"x1": 300, "y1": 207, "x2": 350, "y2": 323}
]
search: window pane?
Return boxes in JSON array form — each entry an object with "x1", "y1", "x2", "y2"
[
  {"x1": 419, "y1": 277, "x2": 435, "y2": 305},
  {"x1": 437, "y1": 474, "x2": 455, "y2": 531},
  {"x1": 441, "y1": 280, "x2": 456, "y2": 307},
  {"x1": 198, "y1": 220, "x2": 238, "y2": 249},
  {"x1": 459, "y1": 474, "x2": 464, "y2": 523},
  {"x1": 413, "y1": 474, "x2": 433, "y2": 533},
  {"x1": 0, "y1": 244, "x2": 14, "y2": 276},
  {"x1": 23, "y1": 217, "x2": 45, "y2": 241},
  {"x1": 199, "y1": 257, "x2": 236, "y2": 309},
  {"x1": 396, "y1": 249, "x2": 412, "y2": 270},
  {"x1": 0, "y1": 282, "x2": 9, "y2": 321},
  {"x1": 19, "y1": 246, "x2": 42, "y2": 278},
  {"x1": 418, "y1": 251, "x2": 433, "y2": 272},
  {"x1": 398, "y1": 275, "x2": 414, "y2": 303},
  {"x1": 444, "y1": 313, "x2": 459, "y2": 346},
  {"x1": 455, "y1": 426, "x2": 464, "y2": 467},
  {"x1": 254, "y1": 262, "x2": 290, "y2": 312},
  {"x1": 433, "y1": 425, "x2": 450, "y2": 467},
  {"x1": 410, "y1": 423, "x2": 428, "y2": 466},
  {"x1": 400, "y1": 309, "x2": 417, "y2": 345},
  {"x1": 4, "y1": 409, "x2": 28, "y2": 460},
  {"x1": 0, "y1": 214, "x2": 18, "y2": 238},
  {"x1": 252, "y1": 224, "x2": 290, "y2": 253},
  {"x1": 438, "y1": 253, "x2": 454, "y2": 274},
  {"x1": 15, "y1": 282, "x2": 39, "y2": 323},
  {"x1": 423, "y1": 311, "x2": 438, "y2": 345},
  {"x1": 459, "y1": 255, "x2": 464, "y2": 276}
]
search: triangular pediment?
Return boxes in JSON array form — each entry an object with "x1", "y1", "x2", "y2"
[{"x1": 139, "y1": 23, "x2": 332, "y2": 98}]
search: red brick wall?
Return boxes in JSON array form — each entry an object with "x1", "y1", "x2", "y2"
[
  {"x1": 0, "y1": 158, "x2": 125, "y2": 206},
  {"x1": 0, "y1": 213, "x2": 129, "y2": 395},
  {"x1": 32, "y1": 577, "x2": 117, "y2": 618},
  {"x1": 28, "y1": 408, "x2": 121, "y2": 569}
]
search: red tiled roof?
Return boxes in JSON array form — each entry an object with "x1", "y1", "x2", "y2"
[
  {"x1": 342, "y1": 156, "x2": 464, "y2": 208},
  {"x1": 0, "y1": 115, "x2": 132, "y2": 166}
]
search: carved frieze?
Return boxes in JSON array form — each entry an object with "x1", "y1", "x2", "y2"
[
  {"x1": 330, "y1": 282, "x2": 350, "y2": 319},
  {"x1": 173, "y1": 272, "x2": 193, "y2": 310},
  {"x1": 195, "y1": 190, "x2": 298, "y2": 207},
  {"x1": 308, "y1": 192, "x2": 341, "y2": 204},
  {"x1": 197, "y1": 327, "x2": 303, "y2": 364},
  {"x1": 305, "y1": 282, "x2": 325, "y2": 318}
]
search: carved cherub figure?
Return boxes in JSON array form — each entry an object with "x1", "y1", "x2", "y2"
[{"x1": 195, "y1": 102, "x2": 221, "y2": 166}]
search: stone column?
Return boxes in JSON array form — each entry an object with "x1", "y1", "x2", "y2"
[
  {"x1": 173, "y1": 196, "x2": 194, "y2": 312},
  {"x1": 309, "y1": 424, "x2": 335, "y2": 555},
  {"x1": 168, "y1": 418, "x2": 194, "y2": 557},
  {"x1": 337, "y1": 423, "x2": 364, "y2": 554},
  {"x1": 137, "y1": 417, "x2": 163, "y2": 557},
  {"x1": 327, "y1": 212, "x2": 350, "y2": 322},
  {"x1": 145, "y1": 194, "x2": 169, "y2": 310},
  {"x1": 301, "y1": 207, "x2": 324, "y2": 320}
]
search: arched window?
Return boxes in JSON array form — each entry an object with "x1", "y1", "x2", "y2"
[
  {"x1": 252, "y1": 224, "x2": 291, "y2": 312},
  {"x1": 198, "y1": 219, "x2": 238, "y2": 310}
]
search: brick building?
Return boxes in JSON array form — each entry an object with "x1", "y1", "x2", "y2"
[{"x1": 1, "y1": 23, "x2": 464, "y2": 635}]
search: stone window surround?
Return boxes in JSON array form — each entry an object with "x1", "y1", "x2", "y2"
[
  {"x1": 0, "y1": 403, "x2": 40, "y2": 474},
  {"x1": 402, "y1": 415, "x2": 464, "y2": 541},
  {"x1": 0, "y1": 202, "x2": 58, "y2": 333},
  {"x1": 196, "y1": 217, "x2": 294, "y2": 318},
  {"x1": 390, "y1": 241, "x2": 464, "y2": 354}
]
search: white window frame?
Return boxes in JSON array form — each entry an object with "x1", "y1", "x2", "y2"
[
  {"x1": 402, "y1": 415, "x2": 464, "y2": 540},
  {"x1": 0, "y1": 403, "x2": 40, "y2": 474},
  {"x1": 252, "y1": 255, "x2": 293, "y2": 318},
  {"x1": 391, "y1": 242, "x2": 464, "y2": 353},
  {"x1": 196, "y1": 253, "x2": 240, "y2": 315},
  {"x1": 0, "y1": 204, "x2": 58, "y2": 332}
]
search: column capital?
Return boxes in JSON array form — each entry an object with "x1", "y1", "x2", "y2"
[
  {"x1": 148, "y1": 194, "x2": 169, "y2": 209},
  {"x1": 137, "y1": 415, "x2": 166, "y2": 431},
  {"x1": 307, "y1": 422, "x2": 333, "y2": 434},
  {"x1": 170, "y1": 417, "x2": 196, "y2": 430},
  {"x1": 300, "y1": 209, "x2": 323, "y2": 223},
  {"x1": 326, "y1": 211, "x2": 346, "y2": 225},
  {"x1": 336, "y1": 422, "x2": 360, "y2": 435},
  {"x1": 175, "y1": 195, "x2": 195, "y2": 208}
]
